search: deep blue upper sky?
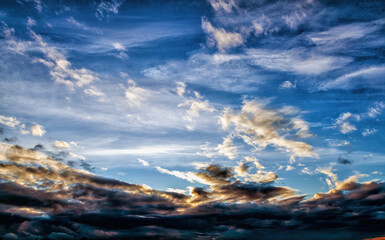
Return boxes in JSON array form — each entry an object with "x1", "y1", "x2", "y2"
[{"x1": 1, "y1": 0, "x2": 385, "y2": 195}]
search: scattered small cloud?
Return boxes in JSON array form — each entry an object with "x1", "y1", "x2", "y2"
[
  {"x1": 53, "y1": 141, "x2": 70, "y2": 149},
  {"x1": 30, "y1": 124, "x2": 45, "y2": 136},
  {"x1": 279, "y1": 80, "x2": 296, "y2": 89},
  {"x1": 0, "y1": 115, "x2": 20, "y2": 128},
  {"x1": 137, "y1": 158, "x2": 149, "y2": 167},
  {"x1": 201, "y1": 18, "x2": 244, "y2": 52},
  {"x1": 96, "y1": 0, "x2": 124, "y2": 20},
  {"x1": 362, "y1": 128, "x2": 378, "y2": 136}
]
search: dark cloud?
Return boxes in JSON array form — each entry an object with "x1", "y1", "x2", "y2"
[
  {"x1": 338, "y1": 156, "x2": 353, "y2": 164},
  {"x1": 2, "y1": 137, "x2": 16, "y2": 143},
  {"x1": 0, "y1": 143, "x2": 384, "y2": 239}
]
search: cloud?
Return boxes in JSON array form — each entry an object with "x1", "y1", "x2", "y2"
[
  {"x1": 66, "y1": 16, "x2": 88, "y2": 30},
  {"x1": 247, "y1": 48, "x2": 352, "y2": 75},
  {"x1": 96, "y1": 0, "x2": 124, "y2": 20},
  {"x1": 84, "y1": 86, "x2": 106, "y2": 100},
  {"x1": 208, "y1": 0, "x2": 236, "y2": 13},
  {"x1": 0, "y1": 116, "x2": 20, "y2": 128},
  {"x1": 219, "y1": 100, "x2": 317, "y2": 162},
  {"x1": 68, "y1": 152, "x2": 86, "y2": 161},
  {"x1": 366, "y1": 102, "x2": 385, "y2": 118},
  {"x1": 26, "y1": 17, "x2": 36, "y2": 27},
  {"x1": 201, "y1": 18, "x2": 244, "y2": 52},
  {"x1": 316, "y1": 166, "x2": 338, "y2": 189},
  {"x1": 279, "y1": 80, "x2": 296, "y2": 89},
  {"x1": 198, "y1": 134, "x2": 238, "y2": 160},
  {"x1": 112, "y1": 42, "x2": 127, "y2": 59},
  {"x1": 178, "y1": 88, "x2": 215, "y2": 131},
  {"x1": 29, "y1": 31, "x2": 100, "y2": 90},
  {"x1": 53, "y1": 141, "x2": 70, "y2": 149},
  {"x1": 286, "y1": 165, "x2": 295, "y2": 171},
  {"x1": 338, "y1": 156, "x2": 352, "y2": 165},
  {"x1": 1, "y1": 143, "x2": 385, "y2": 239},
  {"x1": 137, "y1": 158, "x2": 149, "y2": 167},
  {"x1": 3, "y1": 26, "x2": 104, "y2": 99},
  {"x1": 362, "y1": 128, "x2": 378, "y2": 137},
  {"x1": 124, "y1": 79, "x2": 148, "y2": 107},
  {"x1": 319, "y1": 66, "x2": 385, "y2": 91},
  {"x1": 176, "y1": 82, "x2": 186, "y2": 97},
  {"x1": 30, "y1": 124, "x2": 45, "y2": 136},
  {"x1": 333, "y1": 112, "x2": 360, "y2": 134},
  {"x1": 308, "y1": 21, "x2": 382, "y2": 46}
]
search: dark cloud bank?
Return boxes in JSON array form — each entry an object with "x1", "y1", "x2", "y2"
[{"x1": 0, "y1": 143, "x2": 384, "y2": 240}]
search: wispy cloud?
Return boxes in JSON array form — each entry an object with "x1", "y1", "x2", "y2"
[{"x1": 96, "y1": 0, "x2": 125, "y2": 20}]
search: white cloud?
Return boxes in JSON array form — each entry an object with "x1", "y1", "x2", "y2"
[
  {"x1": 69, "y1": 152, "x2": 86, "y2": 161},
  {"x1": 319, "y1": 66, "x2": 385, "y2": 90},
  {"x1": 208, "y1": 0, "x2": 236, "y2": 13},
  {"x1": 0, "y1": 115, "x2": 20, "y2": 128},
  {"x1": 84, "y1": 86, "x2": 105, "y2": 101},
  {"x1": 112, "y1": 42, "x2": 127, "y2": 59},
  {"x1": 27, "y1": 17, "x2": 36, "y2": 27},
  {"x1": 333, "y1": 112, "x2": 360, "y2": 134},
  {"x1": 166, "y1": 188, "x2": 186, "y2": 194},
  {"x1": 2, "y1": 22, "x2": 29, "y2": 55},
  {"x1": 279, "y1": 80, "x2": 296, "y2": 89},
  {"x1": 30, "y1": 124, "x2": 45, "y2": 136},
  {"x1": 53, "y1": 141, "x2": 70, "y2": 149},
  {"x1": 308, "y1": 21, "x2": 381, "y2": 46},
  {"x1": 199, "y1": 134, "x2": 238, "y2": 160},
  {"x1": 176, "y1": 82, "x2": 186, "y2": 97},
  {"x1": 362, "y1": 128, "x2": 378, "y2": 137},
  {"x1": 325, "y1": 139, "x2": 350, "y2": 147},
  {"x1": 201, "y1": 18, "x2": 243, "y2": 52},
  {"x1": 282, "y1": 9, "x2": 307, "y2": 30},
  {"x1": 286, "y1": 165, "x2": 295, "y2": 171},
  {"x1": 248, "y1": 48, "x2": 352, "y2": 75},
  {"x1": 66, "y1": 16, "x2": 88, "y2": 30},
  {"x1": 365, "y1": 102, "x2": 384, "y2": 118},
  {"x1": 155, "y1": 166, "x2": 205, "y2": 184},
  {"x1": 137, "y1": 158, "x2": 149, "y2": 167},
  {"x1": 316, "y1": 166, "x2": 338, "y2": 189},
  {"x1": 124, "y1": 79, "x2": 148, "y2": 107},
  {"x1": 96, "y1": 0, "x2": 124, "y2": 20},
  {"x1": 244, "y1": 156, "x2": 264, "y2": 169},
  {"x1": 19, "y1": 124, "x2": 30, "y2": 135},
  {"x1": 84, "y1": 145, "x2": 195, "y2": 156},
  {"x1": 178, "y1": 89, "x2": 215, "y2": 131},
  {"x1": 301, "y1": 167, "x2": 313, "y2": 175},
  {"x1": 112, "y1": 42, "x2": 125, "y2": 51},
  {"x1": 220, "y1": 100, "x2": 317, "y2": 162},
  {"x1": 32, "y1": 0, "x2": 43, "y2": 12}
]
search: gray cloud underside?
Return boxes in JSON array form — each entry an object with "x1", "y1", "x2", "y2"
[{"x1": 0, "y1": 143, "x2": 384, "y2": 239}]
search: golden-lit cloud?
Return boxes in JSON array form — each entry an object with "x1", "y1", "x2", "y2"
[{"x1": 220, "y1": 100, "x2": 317, "y2": 162}]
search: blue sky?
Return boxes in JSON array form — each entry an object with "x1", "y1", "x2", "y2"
[
  {"x1": 1, "y1": 0, "x2": 385, "y2": 194},
  {"x1": 0, "y1": 1, "x2": 385, "y2": 238}
]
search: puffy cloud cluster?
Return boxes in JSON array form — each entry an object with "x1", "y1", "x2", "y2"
[
  {"x1": 219, "y1": 100, "x2": 317, "y2": 162},
  {"x1": 0, "y1": 115, "x2": 46, "y2": 137},
  {"x1": 0, "y1": 143, "x2": 384, "y2": 239},
  {"x1": 332, "y1": 102, "x2": 384, "y2": 135}
]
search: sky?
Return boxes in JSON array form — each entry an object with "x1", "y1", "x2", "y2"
[{"x1": 0, "y1": 0, "x2": 385, "y2": 239}]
